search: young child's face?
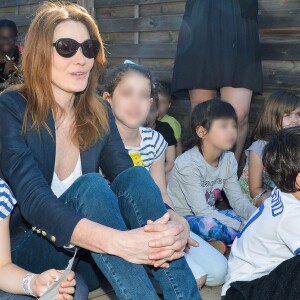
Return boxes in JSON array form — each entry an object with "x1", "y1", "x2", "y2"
[
  {"x1": 145, "y1": 103, "x2": 159, "y2": 128},
  {"x1": 158, "y1": 93, "x2": 171, "y2": 118},
  {"x1": 201, "y1": 118, "x2": 237, "y2": 150},
  {"x1": 282, "y1": 107, "x2": 300, "y2": 128},
  {"x1": 109, "y1": 72, "x2": 153, "y2": 129}
]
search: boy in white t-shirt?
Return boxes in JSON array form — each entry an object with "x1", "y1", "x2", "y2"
[{"x1": 222, "y1": 126, "x2": 300, "y2": 300}]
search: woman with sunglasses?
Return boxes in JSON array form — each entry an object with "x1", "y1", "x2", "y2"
[
  {"x1": 0, "y1": 2, "x2": 200, "y2": 299},
  {"x1": 0, "y1": 19, "x2": 20, "y2": 83}
]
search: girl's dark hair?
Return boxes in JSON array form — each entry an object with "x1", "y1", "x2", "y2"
[
  {"x1": 185, "y1": 99, "x2": 237, "y2": 150},
  {"x1": 263, "y1": 126, "x2": 300, "y2": 193},
  {"x1": 0, "y1": 19, "x2": 18, "y2": 36},
  {"x1": 252, "y1": 90, "x2": 300, "y2": 141},
  {"x1": 102, "y1": 63, "x2": 154, "y2": 96}
]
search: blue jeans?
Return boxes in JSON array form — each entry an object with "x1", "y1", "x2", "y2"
[
  {"x1": 11, "y1": 167, "x2": 200, "y2": 300},
  {"x1": 0, "y1": 274, "x2": 88, "y2": 299}
]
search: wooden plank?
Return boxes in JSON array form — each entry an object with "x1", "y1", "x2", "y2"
[
  {"x1": 97, "y1": 15, "x2": 182, "y2": 32},
  {"x1": 96, "y1": 6, "x2": 135, "y2": 18},
  {"x1": 259, "y1": 9, "x2": 300, "y2": 28},
  {"x1": 95, "y1": 0, "x2": 183, "y2": 8},
  {"x1": 104, "y1": 41, "x2": 300, "y2": 61},
  {"x1": 140, "y1": 1, "x2": 185, "y2": 17},
  {"x1": 140, "y1": 31, "x2": 179, "y2": 44},
  {"x1": 0, "y1": 0, "x2": 41, "y2": 8}
]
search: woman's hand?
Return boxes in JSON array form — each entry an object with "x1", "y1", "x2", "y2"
[
  {"x1": 145, "y1": 212, "x2": 199, "y2": 267},
  {"x1": 114, "y1": 213, "x2": 185, "y2": 267},
  {"x1": 31, "y1": 269, "x2": 76, "y2": 299}
]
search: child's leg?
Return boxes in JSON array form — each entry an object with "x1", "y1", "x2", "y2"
[
  {"x1": 217, "y1": 209, "x2": 244, "y2": 223},
  {"x1": 186, "y1": 215, "x2": 238, "y2": 244},
  {"x1": 184, "y1": 253, "x2": 207, "y2": 289},
  {"x1": 186, "y1": 231, "x2": 228, "y2": 287}
]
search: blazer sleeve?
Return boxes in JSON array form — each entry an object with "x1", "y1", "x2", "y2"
[
  {"x1": 0, "y1": 91, "x2": 83, "y2": 247},
  {"x1": 99, "y1": 104, "x2": 134, "y2": 182}
]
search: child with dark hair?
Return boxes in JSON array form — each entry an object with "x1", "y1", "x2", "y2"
[
  {"x1": 222, "y1": 126, "x2": 300, "y2": 300},
  {"x1": 239, "y1": 91, "x2": 300, "y2": 206},
  {"x1": 145, "y1": 88, "x2": 177, "y2": 182},
  {"x1": 155, "y1": 81, "x2": 183, "y2": 156},
  {"x1": 168, "y1": 99, "x2": 256, "y2": 247},
  {"x1": 0, "y1": 19, "x2": 20, "y2": 83},
  {"x1": 102, "y1": 63, "x2": 228, "y2": 289}
]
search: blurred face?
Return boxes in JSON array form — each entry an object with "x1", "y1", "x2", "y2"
[
  {"x1": 198, "y1": 118, "x2": 237, "y2": 150},
  {"x1": 145, "y1": 103, "x2": 159, "y2": 128},
  {"x1": 51, "y1": 21, "x2": 94, "y2": 97},
  {"x1": 282, "y1": 107, "x2": 300, "y2": 128},
  {"x1": 108, "y1": 72, "x2": 153, "y2": 129},
  {"x1": 0, "y1": 27, "x2": 16, "y2": 54},
  {"x1": 158, "y1": 93, "x2": 171, "y2": 118}
]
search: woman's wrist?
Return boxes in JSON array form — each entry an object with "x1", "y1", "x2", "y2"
[{"x1": 22, "y1": 273, "x2": 38, "y2": 297}]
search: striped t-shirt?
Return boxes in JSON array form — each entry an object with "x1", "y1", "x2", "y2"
[
  {"x1": 0, "y1": 179, "x2": 17, "y2": 220},
  {"x1": 126, "y1": 127, "x2": 168, "y2": 171}
]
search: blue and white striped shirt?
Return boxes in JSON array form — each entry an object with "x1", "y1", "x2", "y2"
[
  {"x1": 126, "y1": 127, "x2": 168, "y2": 171},
  {"x1": 0, "y1": 179, "x2": 17, "y2": 220}
]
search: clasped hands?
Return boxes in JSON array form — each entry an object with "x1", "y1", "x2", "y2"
[{"x1": 119, "y1": 212, "x2": 199, "y2": 269}]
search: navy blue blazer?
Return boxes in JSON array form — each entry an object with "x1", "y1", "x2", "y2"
[{"x1": 0, "y1": 90, "x2": 133, "y2": 247}]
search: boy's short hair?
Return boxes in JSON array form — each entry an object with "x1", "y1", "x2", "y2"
[
  {"x1": 153, "y1": 81, "x2": 171, "y2": 102},
  {"x1": 263, "y1": 126, "x2": 300, "y2": 193}
]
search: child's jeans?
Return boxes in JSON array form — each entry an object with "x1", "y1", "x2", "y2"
[{"x1": 186, "y1": 209, "x2": 243, "y2": 245}]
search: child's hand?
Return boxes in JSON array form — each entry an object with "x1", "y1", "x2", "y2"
[{"x1": 31, "y1": 269, "x2": 76, "y2": 299}]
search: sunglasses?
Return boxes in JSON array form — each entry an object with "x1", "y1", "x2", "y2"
[{"x1": 52, "y1": 38, "x2": 100, "y2": 59}]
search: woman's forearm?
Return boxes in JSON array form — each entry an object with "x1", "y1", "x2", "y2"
[
  {"x1": 0, "y1": 263, "x2": 28, "y2": 294},
  {"x1": 71, "y1": 218, "x2": 121, "y2": 255}
]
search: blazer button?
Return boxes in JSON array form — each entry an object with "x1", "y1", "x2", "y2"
[
  {"x1": 42, "y1": 231, "x2": 47, "y2": 237},
  {"x1": 32, "y1": 226, "x2": 36, "y2": 231},
  {"x1": 36, "y1": 229, "x2": 41, "y2": 234},
  {"x1": 51, "y1": 235, "x2": 56, "y2": 243}
]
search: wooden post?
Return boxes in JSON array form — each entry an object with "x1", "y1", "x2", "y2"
[{"x1": 77, "y1": 0, "x2": 95, "y2": 17}]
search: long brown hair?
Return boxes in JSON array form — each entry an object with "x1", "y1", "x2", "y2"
[
  {"x1": 12, "y1": 1, "x2": 108, "y2": 150},
  {"x1": 252, "y1": 90, "x2": 300, "y2": 141}
]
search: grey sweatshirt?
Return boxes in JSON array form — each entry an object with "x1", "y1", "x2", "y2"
[{"x1": 167, "y1": 146, "x2": 257, "y2": 231}]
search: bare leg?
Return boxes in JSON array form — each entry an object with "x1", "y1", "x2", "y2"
[
  {"x1": 220, "y1": 87, "x2": 252, "y2": 162},
  {"x1": 189, "y1": 89, "x2": 217, "y2": 109},
  {"x1": 196, "y1": 275, "x2": 207, "y2": 289}
]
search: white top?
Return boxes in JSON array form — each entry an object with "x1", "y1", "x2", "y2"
[
  {"x1": 51, "y1": 156, "x2": 82, "y2": 198},
  {"x1": 125, "y1": 127, "x2": 167, "y2": 171},
  {"x1": 222, "y1": 188, "x2": 300, "y2": 296},
  {"x1": 168, "y1": 147, "x2": 256, "y2": 231}
]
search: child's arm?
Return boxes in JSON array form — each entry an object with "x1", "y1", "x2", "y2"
[
  {"x1": 223, "y1": 154, "x2": 257, "y2": 220},
  {"x1": 164, "y1": 145, "x2": 176, "y2": 183},
  {"x1": 248, "y1": 151, "x2": 270, "y2": 206},
  {"x1": 175, "y1": 139, "x2": 182, "y2": 157},
  {"x1": 0, "y1": 216, "x2": 75, "y2": 298}
]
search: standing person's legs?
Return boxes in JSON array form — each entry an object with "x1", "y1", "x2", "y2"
[
  {"x1": 111, "y1": 167, "x2": 201, "y2": 300},
  {"x1": 221, "y1": 87, "x2": 252, "y2": 162},
  {"x1": 189, "y1": 89, "x2": 217, "y2": 109}
]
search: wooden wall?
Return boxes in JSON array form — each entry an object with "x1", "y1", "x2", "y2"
[
  {"x1": 95, "y1": 0, "x2": 300, "y2": 134},
  {"x1": 1, "y1": 0, "x2": 300, "y2": 134}
]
